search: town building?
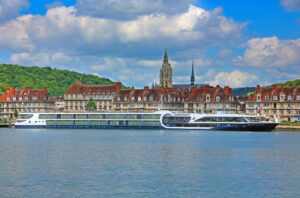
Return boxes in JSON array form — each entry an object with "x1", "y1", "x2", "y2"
[
  {"x1": 184, "y1": 85, "x2": 238, "y2": 113},
  {"x1": 64, "y1": 81, "x2": 122, "y2": 112},
  {"x1": 245, "y1": 85, "x2": 300, "y2": 122},
  {"x1": 113, "y1": 87, "x2": 190, "y2": 112},
  {"x1": 0, "y1": 87, "x2": 55, "y2": 120}
]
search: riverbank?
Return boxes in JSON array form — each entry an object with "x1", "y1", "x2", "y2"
[{"x1": 274, "y1": 125, "x2": 300, "y2": 132}]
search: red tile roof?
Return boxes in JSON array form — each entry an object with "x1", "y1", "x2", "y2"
[
  {"x1": 0, "y1": 87, "x2": 54, "y2": 103},
  {"x1": 65, "y1": 81, "x2": 122, "y2": 94},
  {"x1": 247, "y1": 85, "x2": 300, "y2": 102}
]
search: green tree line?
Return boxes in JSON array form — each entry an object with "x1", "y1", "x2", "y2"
[{"x1": 0, "y1": 64, "x2": 115, "y2": 96}]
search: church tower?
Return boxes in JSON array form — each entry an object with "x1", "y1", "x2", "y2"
[
  {"x1": 159, "y1": 49, "x2": 173, "y2": 88},
  {"x1": 191, "y1": 60, "x2": 195, "y2": 86}
]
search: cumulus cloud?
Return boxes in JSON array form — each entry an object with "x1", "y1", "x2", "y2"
[
  {"x1": 0, "y1": 5, "x2": 245, "y2": 56},
  {"x1": 207, "y1": 70, "x2": 258, "y2": 87},
  {"x1": 280, "y1": 0, "x2": 300, "y2": 11},
  {"x1": 76, "y1": 0, "x2": 193, "y2": 19},
  {"x1": 0, "y1": 0, "x2": 29, "y2": 23},
  {"x1": 234, "y1": 36, "x2": 300, "y2": 67}
]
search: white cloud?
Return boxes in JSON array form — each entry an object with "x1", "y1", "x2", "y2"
[
  {"x1": 0, "y1": 5, "x2": 245, "y2": 56},
  {"x1": 234, "y1": 36, "x2": 300, "y2": 67},
  {"x1": 207, "y1": 70, "x2": 258, "y2": 87},
  {"x1": 280, "y1": 0, "x2": 300, "y2": 11},
  {"x1": 0, "y1": 0, "x2": 29, "y2": 23},
  {"x1": 76, "y1": 0, "x2": 193, "y2": 19}
]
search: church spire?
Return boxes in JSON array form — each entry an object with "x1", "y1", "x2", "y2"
[
  {"x1": 191, "y1": 59, "x2": 195, "y2": 86},
  {"x1": 163, "y1": 49, "x2": 169, "y2": 64}
]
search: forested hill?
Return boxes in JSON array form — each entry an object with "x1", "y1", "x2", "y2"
[
  {"x1": 273, "y1": 79, "x2": 300, "y2": 87},
  {"x1": 0, "y1": 64, "x2": 115, "y2": 96}
]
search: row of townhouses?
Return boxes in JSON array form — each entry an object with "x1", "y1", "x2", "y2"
[{"x1": 0, "y1": 82, "x2": 299, "y2": 122}]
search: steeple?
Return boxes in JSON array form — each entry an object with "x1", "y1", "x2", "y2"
[
  {"x1": 163, "y1": 49, "x2": 168, "y2": 64},
  {"x1": 191, "y1": 60, "x2": 195, "y2": 86}
]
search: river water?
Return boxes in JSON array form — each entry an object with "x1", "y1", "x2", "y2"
[{"x1": 0, "y1": 129, "x2": 299, "y2": 197}]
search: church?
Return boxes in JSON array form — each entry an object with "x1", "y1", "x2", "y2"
[{"x1": 154, "y1": 49, "x2": 208, "y2": 89}]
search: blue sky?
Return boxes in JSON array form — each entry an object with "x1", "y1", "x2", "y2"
[{"x1": 0, "y1": 0, "x2": 299, "y2": 88}]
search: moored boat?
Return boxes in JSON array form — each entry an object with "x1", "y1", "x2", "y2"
[{"x1": 15, "y1": 111, "x2": 278, "y2": 131}]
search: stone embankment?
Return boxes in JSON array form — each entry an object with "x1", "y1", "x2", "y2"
[{"x1": 274, "y1": 125, "x2": 300, "y2": 132}]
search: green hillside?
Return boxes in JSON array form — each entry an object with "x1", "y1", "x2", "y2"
[
  {"x1": 0, "y1": 64, "x2": 115, "y2": 96},
  {"x1": 273, "y1": 79, "x2": 300, "y2": 87}
]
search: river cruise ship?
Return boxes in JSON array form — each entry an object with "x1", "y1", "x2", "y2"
[{"x1": 15, "y1": 111, "x2": 278, "y2": 131}]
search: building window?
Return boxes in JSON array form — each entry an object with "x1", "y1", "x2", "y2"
[
  {"x1": 297, "y1": 96, "x2": 300, "y2": 100},
  {"x1": 138, "y1": 97, "x2": 141, "y2": 102},
  {"x1": 131, "y1": 97, "x2": 135, "y2": 102},
  {"x1": 273, "y1": 96, "x2": 278, "y2": 100},
  {"x1": 197, "y1": 97, "x2": 201, "y2": 101},
  {"x1": 257, "y1": 96, "x2": 261, "y2": 101},
  {"x1": 124, "y1": 97, "x2": 128, "y2": 101},
  {"x1": 216, "y1": 96, "x2": 220, "y2": 102},
  {"x1": 7, "y1": 97, "x2": 10, "y2": 101},
  {"x1": 32, "y1": 96, "x2": 38, "y2": 101},
  {"x1": 144, "y1": 96, "x2": 147, "y2": 101},
  {"x1": 265, "y1": 96, "x2": 269, "y2": 101},
  {"x1": 25, "y1": 97, "x2": 28, "y2": 101},
  {"x1": 117, "y1": 97, "x2": 120, "y2": 101},
  {"x1": 280, "y1": 95, "x2": 285, "y2": 101},
  {"x1": 288, "y1": 96, "x2": 292, "y2": 100},
  {"x1": 280, "y1": 110, "x2": 284, "y2": 115},
  {"x1": 287, "y1": 110, "x2": 291, "y2": 114},
  {"x1": 149, "y1": 96, "x2": 153, "y2": 101}
]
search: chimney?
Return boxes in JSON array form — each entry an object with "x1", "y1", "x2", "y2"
[
  {"x1": 272, "y1": 84, "x2": 276, "y2": 92},
  {"x1": 25, "y1": 87, "x2": 30, "y2": 94},
  {"x1": 12, "y1": 87, "x2": 16, "y2": 95},
  {"x1": 191, "y1": 86, "x2": 196, "y2": 94},
  {"x1": 203, "y1": 85, "x2": 208, "y2": 93},
  {"x1": 280, "y1": 84, "x2": 284, "y2": 92},
  {"x1": 5, "y1": 88, "x2": 9, "y2": 94},
  {"x1": 224, "y1": 86, "x2": 231, "y2": 95},
  {"x1": 216, "y1": 85, "x2": 220, "y2": 89},
  {"x1": 256, "y1": 85, "x2": 261, "y2": 94},
  {"x1": 115, "y1": 82, "x2": 122, "y2": 93},
  {"x1": 44, "y1": 87, "x2": 47, "y2": 95},
  {"x1": 144, "y1": 86, "x2": 149, "y2": 92}
]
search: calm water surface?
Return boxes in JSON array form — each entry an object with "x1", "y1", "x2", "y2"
[{"x1": 0, "y1": 129, "x2": 300, "y2": 198}]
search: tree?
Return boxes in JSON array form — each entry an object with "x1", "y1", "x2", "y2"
[
  {"x1": 14, "y1": 109, "x2": 19, "y2": 118},
  {"x1": 86, "y1": 98, "x2": 97, "y2": 111}
]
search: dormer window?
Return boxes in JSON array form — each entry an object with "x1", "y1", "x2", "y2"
[{"x1": 265, "y1": 96, "x2": 269, "y2": 101}]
